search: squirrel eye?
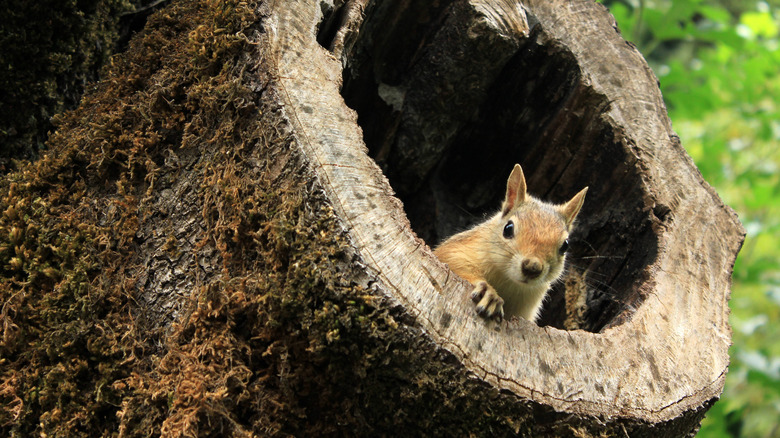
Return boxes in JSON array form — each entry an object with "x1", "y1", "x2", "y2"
[
  {"x1": 559, "y1": 239, "x2": 570, "y2": 255},
  {"x1": 502, "y1": 221, "x2": 514, "y2": 239}
]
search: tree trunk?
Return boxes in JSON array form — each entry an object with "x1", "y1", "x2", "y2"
[
  {"x1": 266, "y1": 0, "x2": 744, "y2": 434},
  {"x1": 0, "y1": 0, "x2": 744, "y2": 436}
]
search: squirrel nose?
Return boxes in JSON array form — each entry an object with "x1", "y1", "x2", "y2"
[{"x1": 521, "y1": 258, "x2": 543, "y2": 279}]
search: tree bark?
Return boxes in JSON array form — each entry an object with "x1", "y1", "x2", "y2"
[{"x1": 0, "y1": 0, "x2": 745, "y2": 436}]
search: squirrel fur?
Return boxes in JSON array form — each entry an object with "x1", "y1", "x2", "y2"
[{"x1": 434, "y1": 164, "x2": 587, "y2": 322}]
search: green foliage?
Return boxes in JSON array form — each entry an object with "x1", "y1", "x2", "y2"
[{"x1": 601, "y1": 1, "x2": 780, "y2": 436}]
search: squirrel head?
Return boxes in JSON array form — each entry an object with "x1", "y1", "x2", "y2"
[{"x1": 492, "y1": 164, "x2": 588, "y2": 288}]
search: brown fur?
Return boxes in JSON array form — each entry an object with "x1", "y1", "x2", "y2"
[{"x1": 435, "y1": 164, "x2": 587, "y2": 322}]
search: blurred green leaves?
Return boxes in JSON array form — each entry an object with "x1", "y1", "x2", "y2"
[{"x1": 600, "y1": 1, "x2": 780, "y2": 436}]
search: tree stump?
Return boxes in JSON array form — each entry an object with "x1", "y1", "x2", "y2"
[
  {"x1": 265, "y1": 0, "x2": 744, "y2": 434},
  {"x1": 0, "y1": 0, "x2": 745, "y2": 436}
]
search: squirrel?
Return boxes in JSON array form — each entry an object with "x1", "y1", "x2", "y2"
[{"x1": 434, "y1": 164, "x2": 587, "y2": 323}]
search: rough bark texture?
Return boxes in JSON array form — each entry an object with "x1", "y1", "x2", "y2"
[{"x1": 0, "y1": 0, "x2": 744, "y2": 436}]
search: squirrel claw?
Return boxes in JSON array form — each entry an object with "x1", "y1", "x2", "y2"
[
  {"x1": 471, "y1": 281, "x2": 504, "y2": 322},
  {"x1": 470, "y1": 282, "x2": 486, "y2": 303}
]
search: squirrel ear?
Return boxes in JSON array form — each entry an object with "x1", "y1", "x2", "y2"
[
  {"x1": 560, "y1": 187, "x2": 588, "y2": 228},
  {"x1": 502, "y1": 164, "x2": 527, "y2": 217}
]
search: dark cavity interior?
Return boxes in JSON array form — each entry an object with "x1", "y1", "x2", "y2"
[{"x1": 317, "y1": 0, "x2": 659, "y2": 333}]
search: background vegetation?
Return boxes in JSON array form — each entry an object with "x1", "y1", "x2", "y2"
[{"x1": 601, "y1": 0, "x2": 780, "y2": 436}]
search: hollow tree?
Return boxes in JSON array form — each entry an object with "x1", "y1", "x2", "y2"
[
  {"x1": 262, "y1": 0, "x2": 745, "y2": 434},
  {"x1": 0, "y1": 0, "x2": 744, "y2": 436}
]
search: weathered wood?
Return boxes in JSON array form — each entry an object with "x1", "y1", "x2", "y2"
[{"x1": 265, "y1": 0, "x2": 744, "y2": 434}]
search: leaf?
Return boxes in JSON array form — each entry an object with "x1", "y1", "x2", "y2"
[{"x1": 740, "y1": 11, "x2": 778, "y2": 39}]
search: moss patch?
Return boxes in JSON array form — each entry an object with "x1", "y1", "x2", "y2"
[{"x1": 0, "y1": 0, "x2": 262, "y2": 435}]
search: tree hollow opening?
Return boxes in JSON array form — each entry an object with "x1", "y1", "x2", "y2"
[{"x1": 320, "y1": 0, "x2": 659, "y2": 333}]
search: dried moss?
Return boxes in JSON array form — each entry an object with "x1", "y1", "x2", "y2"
[{"x1": 0, "y1": 0, "x2": 261, "y2": 435}]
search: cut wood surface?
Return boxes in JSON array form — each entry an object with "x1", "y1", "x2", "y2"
[{"x1": 265, "y1": 0, "x2": 744, "y2": 432}]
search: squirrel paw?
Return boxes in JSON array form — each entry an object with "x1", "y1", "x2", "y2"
[{"x1": 470, "y1": 281, "x2": 504, "y2": 322}]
